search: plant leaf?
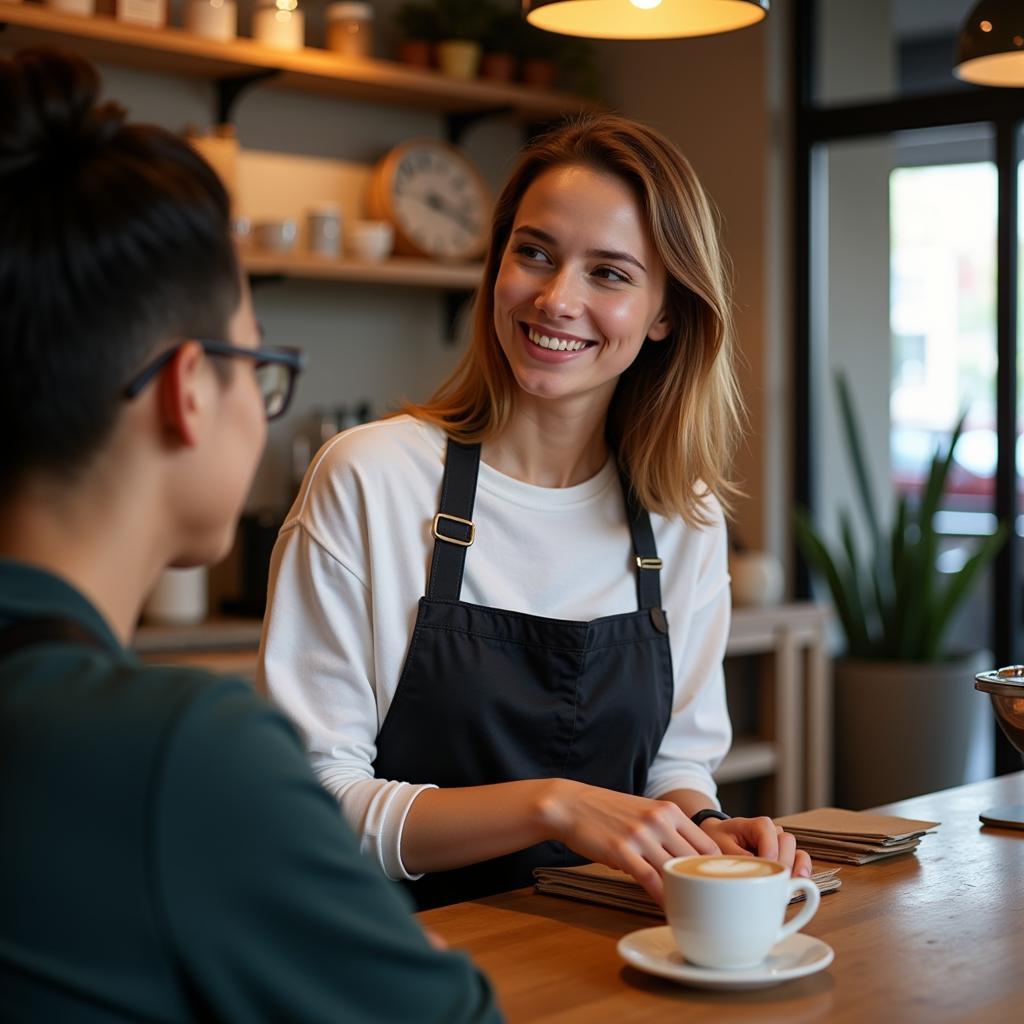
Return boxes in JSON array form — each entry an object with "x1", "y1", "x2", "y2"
[
  {"x1": 921, "y1": 526, "x2": 1007, "y2": 659},
  {"x1": 835, "y1": 372, "x2": 881, "y2": 547},
  {"x1": 795, "y1": 508, "x2": 871, "y2": 656},
  {"x1": 839, "y1": 510, "x2": 873, "y2": 652}
]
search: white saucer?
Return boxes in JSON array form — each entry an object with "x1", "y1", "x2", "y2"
[{"x1": 617, "y1": 926, "x2": 834, "y2": 991}]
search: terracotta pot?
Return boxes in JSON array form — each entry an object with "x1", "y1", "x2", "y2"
[
  {"x1": 833, "y1": 651, "x2": 993, "y2": 809},
  {"x1": 480, "y1": 52, "x2": 517, "y2": 82},
  {"x1": 436, "y1": 39, "x2": 482, "y2": 80},
  {"x1": 397, "y1": 39, "x2": 433, "y2": 69},
  {"x1": 521, "y1": 57, "x2": 556, "y2": 90}
]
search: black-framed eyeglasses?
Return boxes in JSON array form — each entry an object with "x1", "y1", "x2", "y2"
[{"x1": 123, "y1": 339, "x2": 305, "y2": 421}]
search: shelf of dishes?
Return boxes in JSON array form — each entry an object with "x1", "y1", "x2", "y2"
[{"x1": 0, "y1": 4, "x2": 597, "y2": 117}]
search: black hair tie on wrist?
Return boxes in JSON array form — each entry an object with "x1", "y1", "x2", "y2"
[{"x1": 691, "y1": 808, "x2": 731, "y2": 827}]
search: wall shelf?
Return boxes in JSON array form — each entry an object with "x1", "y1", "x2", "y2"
[
  {"x1": 714, "y1": 740, "x2": 777, "y2": 785},
  {"x1": 0, "y1": 6, "x2": 597, "y2": 119},
  {"x1": 243, "y1": 251, "x2": 482, "y2": 289}
]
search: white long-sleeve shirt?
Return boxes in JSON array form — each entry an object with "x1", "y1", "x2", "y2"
[{"x1": 258, "y1": 415, "x2": 732, "y2": 880}]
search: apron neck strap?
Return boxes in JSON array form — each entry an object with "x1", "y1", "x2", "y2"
[
  {"x1": 427, "y1": 438, "x2": 663, "y2": 610},
  {"x1": 619, "y1": 470, "x2": 663, "y2": 611},
  {"x1": 427, "y1": 438, "x2": 482, "y2": 601}
]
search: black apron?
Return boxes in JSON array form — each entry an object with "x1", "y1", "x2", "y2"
[{"x1": 373, "y1": 439, "x2": 676, "y2": 909}]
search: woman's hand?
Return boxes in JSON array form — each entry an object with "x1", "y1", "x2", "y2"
[
  {"x1": 699, "y1": 816, "x2": 813, "y2": 878},
  {"x1": 537, "y1": 780, "x2": 721, "y2": 904}
]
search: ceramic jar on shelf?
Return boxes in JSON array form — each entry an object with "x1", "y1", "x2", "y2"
[
  {"x1": 186, "y1": 0, "x2": 238, "y2": 42},
  {"x1": 252, "y1": 0, "x2": 304, "y2": 51},
  {"x1": 326, "y1": 2, "x2": 373, "y2": 59}
]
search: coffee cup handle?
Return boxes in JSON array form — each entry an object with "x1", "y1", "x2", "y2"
[{"x1": 777, "y1": 877, "x2": 820, "y2": 944}]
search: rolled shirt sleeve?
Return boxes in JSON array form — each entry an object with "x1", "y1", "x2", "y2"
[{"x1": 259, "y1": 522, "x2": 435, "y2": 881}]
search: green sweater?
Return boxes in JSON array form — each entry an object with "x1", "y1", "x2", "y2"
[{"x1": 0, "y1": 559, "x2": 501, "y2": 1023}]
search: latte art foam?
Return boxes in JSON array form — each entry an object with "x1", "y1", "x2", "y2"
[{"x1": 669, "y1": 856, "x2": 781, "y2": 878}]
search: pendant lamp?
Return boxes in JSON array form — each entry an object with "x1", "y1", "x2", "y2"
[
  {"x1": 955, "y1": 0, "x2": 1024, "y2": 87},
  {"x1": 523, "y1": 0, "x2": 769, "y2": 41}
]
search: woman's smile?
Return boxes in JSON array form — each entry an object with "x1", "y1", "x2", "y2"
[{"x1": 521, "y1": 322, "x2": 597, "y2": 360}]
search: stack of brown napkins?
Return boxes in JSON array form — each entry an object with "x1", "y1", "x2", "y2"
[
  {"x1": 532, "y1": 862, "x2": 842, "y2": 917},
  {"x1": 774, "y1": 807, "x2": 940, "y2": 865}
]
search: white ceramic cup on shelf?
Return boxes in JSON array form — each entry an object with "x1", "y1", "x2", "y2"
[
  {"x1": 729, "y1": 550, "x2": 785, "y2": 607},
  {"x1": 662, "y1": 855, "x2": 820, "y2": 971},
  {"x1": 307, "y1": 203, "x2": 341, "y2": 257},
  {"x1": 350, "y1": 219, "x2": 394, "y2": 262},
  {"x1": 253, "y1": 218, "x2": 297, "y2": 253},
  {"x1": 142, "y1": 567, "x2": 208, "y2": 626}
]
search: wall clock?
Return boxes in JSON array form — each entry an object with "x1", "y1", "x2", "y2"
[{"x1": 367, "y1": 139, "x2": 491, "y2": 262}]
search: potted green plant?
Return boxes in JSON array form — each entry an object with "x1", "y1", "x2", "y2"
[
  {"x1": 395, "y1": 2, "x2": 440, "y2": 69},
  {"x1": 480, "y1": 6, "x2": 523, "y2": 83},
  {"x1": 795, "y1": 374, "x2": 1006, "y2": 809},
  {"x1": 433, "y1": 0, "x2": 490, "y2": 79}
]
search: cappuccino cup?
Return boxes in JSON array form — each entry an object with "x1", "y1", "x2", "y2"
[{"x1": 662, "y1": 855, "x2": 820, "y2": 970}]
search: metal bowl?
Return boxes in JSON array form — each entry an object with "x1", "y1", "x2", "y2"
[{"x1": 975, "y1": 667, "x2": 1024, "y2": 756}]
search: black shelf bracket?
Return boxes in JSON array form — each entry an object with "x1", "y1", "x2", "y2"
[
  {"x1": 216, "y1": 69, "x2": 280, "y2": 125},
  {"x1": 445, "y1": 106, "x2": 515, "y2": 146},
  {"x1": 247, "y1": 272, "x2": 286, "y2": 288}
]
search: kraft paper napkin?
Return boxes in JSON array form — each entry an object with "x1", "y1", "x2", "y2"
[
  {"x1": 533, "y1": 862, "x2": 842, "y2": 917},
  {"x1": 774, "y1": 807, "x2": 940, "y2": 864}
]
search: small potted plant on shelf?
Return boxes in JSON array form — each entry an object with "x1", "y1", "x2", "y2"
[
  {"x1": 395, "y1": 2, "x2": 440, "y2": 69},
  {"x1": 479, "y1": 5, "x2": 523, "y2": 83},
  {"x1": 794, "y1": 373, "x2": 1006, "y2": 810},
  {"x1": 433, "y1": 0, "x2": 490, "y2": 79},
  {"x1": 518, "y1": 20, "x2": 561, "y2": 89}
]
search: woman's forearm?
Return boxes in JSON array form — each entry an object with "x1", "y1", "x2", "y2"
[{"x1": 400, "y1": 778, "x2": 572, "y2": 875}]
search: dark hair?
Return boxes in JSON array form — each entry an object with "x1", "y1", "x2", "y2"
[{"x1": 0, "y1": 49, "x2": 240, "y2": 497}]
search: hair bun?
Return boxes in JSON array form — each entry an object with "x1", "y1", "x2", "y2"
[{"x1": 0, "y1": 48, "x2": 127, "y2": 179}]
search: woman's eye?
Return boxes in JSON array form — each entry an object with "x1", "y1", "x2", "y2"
[
  {"x1": 514, "y1": 243, "x2": 550, "y2": 263},
  {"x1": 593, "y1": 265, "x2": 630, "y2": 284}
]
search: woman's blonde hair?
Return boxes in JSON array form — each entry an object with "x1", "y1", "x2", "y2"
[{"x1": 405, "y1": 114, "x2": 743, "y2": 526}]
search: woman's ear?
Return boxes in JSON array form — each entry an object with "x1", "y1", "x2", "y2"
[
  {"x1": 157, "y1": 341, "x2": 206, "y2": 447},
  {"x1": 646, "y1": 309, "x2": 672, "y2": 343}
]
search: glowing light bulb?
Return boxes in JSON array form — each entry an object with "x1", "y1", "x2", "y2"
[{"x1": 629, "y1": 0, "x2": 663, "y2": 9}]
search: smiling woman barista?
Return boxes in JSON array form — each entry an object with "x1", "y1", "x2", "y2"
[{"x1": 259, "y1": 115, "x2": 812, "y2": 910}]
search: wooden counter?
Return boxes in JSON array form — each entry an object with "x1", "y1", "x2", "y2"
[{"x1": 419, "y1": 773, "x2": 1024, "y2": 1023}]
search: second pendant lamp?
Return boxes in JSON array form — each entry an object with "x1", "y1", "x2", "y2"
[{"x1": 522, "y1": 0, "x2": 769, "y2": 41}]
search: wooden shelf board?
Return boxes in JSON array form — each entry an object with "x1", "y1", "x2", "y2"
[
  {"x1": 713, "y1": 740, "x2": 777, "y2": 784},
  {"x1": 242, "y1": 250, "x2": 483, "y2": 288},
  {"x1": 134, "y1": 616, "x2": 262, "y2": 654},
  {"x1": 0, "y1": 6, "x2": 598, "y2": 118}
]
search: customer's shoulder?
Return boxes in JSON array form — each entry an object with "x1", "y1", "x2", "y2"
[
  {"x1": 114, "y1": 662, "x2": 267, "y2": 738},
  {"x1": 131, "y1": 664, "x2": 308, "y2": 781}
]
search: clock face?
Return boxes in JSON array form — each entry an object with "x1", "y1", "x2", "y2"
[{"x1": 385, "y1": 141, "x2": 490, "y2": 261}]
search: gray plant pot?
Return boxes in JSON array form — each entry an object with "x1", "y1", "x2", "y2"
[{"x1": 834, "y1": 651, "x2": 993, "y2": 809}]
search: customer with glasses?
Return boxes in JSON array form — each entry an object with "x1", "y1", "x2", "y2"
[{"x1": 0, "y1": 48, "x2": 500, "y2": 1023}]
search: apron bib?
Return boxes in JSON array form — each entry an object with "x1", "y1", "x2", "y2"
[{"x1": 373, "y1": 439, "x2": 675, "y2": 909}]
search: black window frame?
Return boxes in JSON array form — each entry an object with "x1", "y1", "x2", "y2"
[{"x1": 792, "y1": 0, "x2": 1024, "y2": 774}]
